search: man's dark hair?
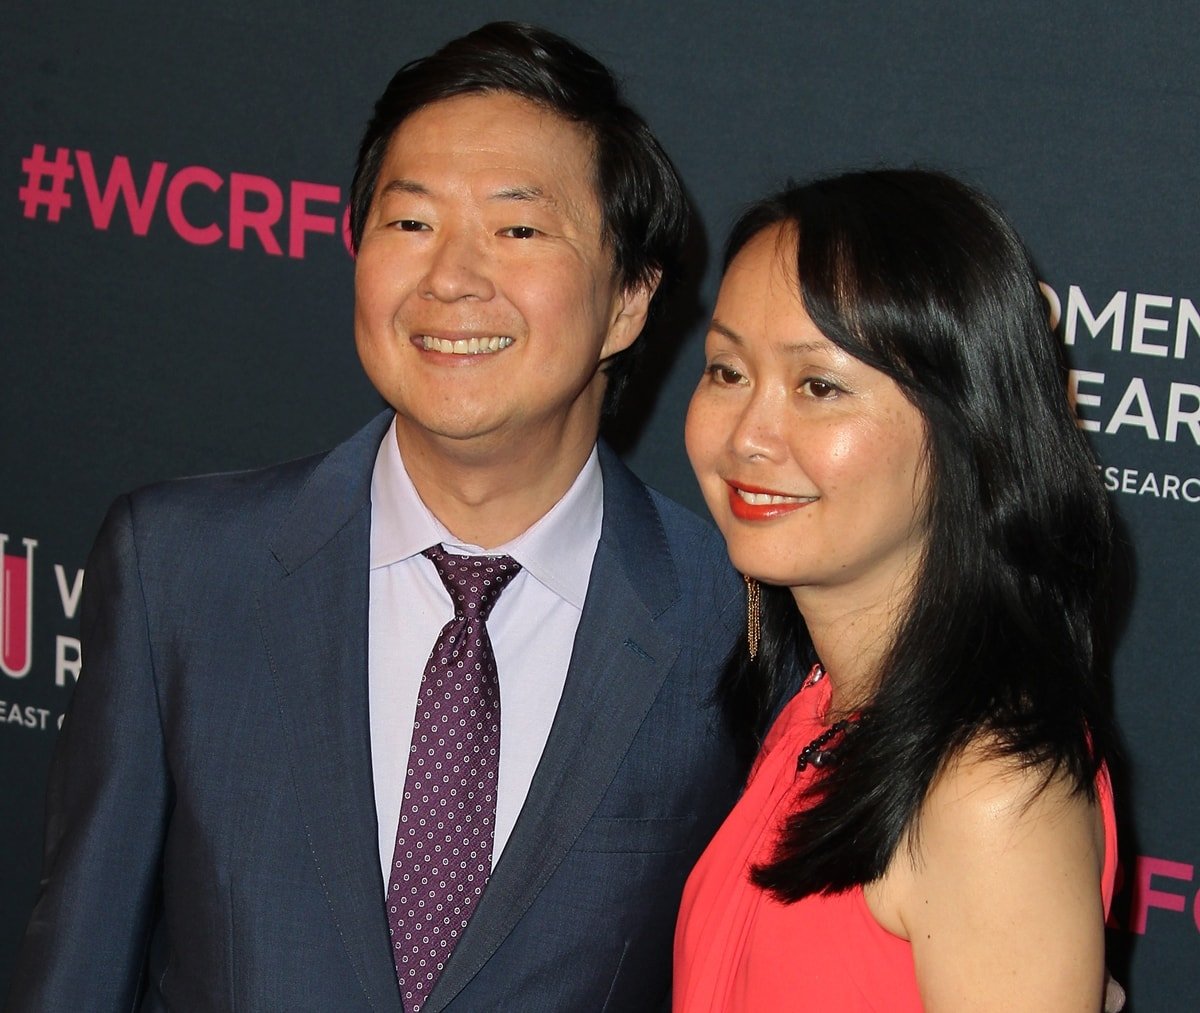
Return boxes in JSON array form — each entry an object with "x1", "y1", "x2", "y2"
[{"x1": 349, "y1": 21, "x2": 690, "y2": 411}]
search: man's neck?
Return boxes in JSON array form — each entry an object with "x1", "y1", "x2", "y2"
[{"x1": 394, "y1": 422, "x2": 599, "y2": 549}]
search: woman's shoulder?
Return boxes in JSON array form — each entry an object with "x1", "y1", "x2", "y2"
[
  {"x1": 871, "y1": 742, "x2": 1108, "y2": 1010},
  {"x1": 896, "y1": 741, "x2": 1105, "y2": 910},
  {"x1": 917, "y1": 742, "x2": 1104, "y2": 871}
]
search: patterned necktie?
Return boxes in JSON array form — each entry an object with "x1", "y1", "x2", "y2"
[{"x1": 387, "y1": 546, "x2": 522, "y2": 1013}]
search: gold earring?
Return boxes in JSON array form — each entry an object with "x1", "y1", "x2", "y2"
[{"x1": 744, "y1": 574, "x2": 760, "y2": 660}]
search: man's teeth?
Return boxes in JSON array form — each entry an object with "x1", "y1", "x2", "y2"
[
  {"x1": 737, "y1": 490, "x2": 812, "y2": 505},
  {"x1": 420, "y1": 335, "x2": 514, "y2": 355}
]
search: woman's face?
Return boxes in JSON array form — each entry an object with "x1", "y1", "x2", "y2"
[{"x1": 686, "y1": 224, "x2": 930, "y2": 611}]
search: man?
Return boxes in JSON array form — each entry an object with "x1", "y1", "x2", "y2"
[{"x1": 7, "y1": 21, "x2": 744, "y2": 1012}]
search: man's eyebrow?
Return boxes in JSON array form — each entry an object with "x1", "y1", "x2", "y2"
[
  {"x1": 490, "y1": 185, "x2": 560, "y2": 209},
  {"x1": 377, "y1": 180, "x2": 560, "y2": 211},
  {"x1": 378, "y1": 178, "x2": 431, "y2": 198},
  {"x1": 708, "y1": 317, "x2": 830, "y2": 354}
]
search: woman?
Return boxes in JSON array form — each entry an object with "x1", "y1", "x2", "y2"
[{"x1": 675, "y1": 170, "x2": 1118, "y2": 1011}]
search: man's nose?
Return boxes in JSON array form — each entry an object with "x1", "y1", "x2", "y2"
[{"x1": 419, "y1": 229, "x2": 496, "y2": 302}]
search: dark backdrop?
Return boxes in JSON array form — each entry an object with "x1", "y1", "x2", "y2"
[{"x1": 3, "y1": 2, "x2": 1197, "y2": 1007}]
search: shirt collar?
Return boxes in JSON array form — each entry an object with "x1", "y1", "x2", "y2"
[{"x1": 369, "y1": 415, "x2": 603, "y2": 610}]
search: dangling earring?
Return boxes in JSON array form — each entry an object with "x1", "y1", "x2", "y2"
[{"x1": 744, "y1": 574, "x2": 761, "y2": 660}]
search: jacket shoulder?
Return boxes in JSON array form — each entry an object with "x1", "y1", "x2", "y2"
[
  {"x1": 116, "y1": 410, "x2": 391, "y2": 560},
  {"x1": 647, "y1": 487, "x2": 736, "y2": 582},
  {"x1": 119, "y1": 451, "x2": 326, "y2": 561}
]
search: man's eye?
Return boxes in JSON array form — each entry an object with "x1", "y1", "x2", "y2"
[
  {"x1": 394, "y1": 220, "x2": 428, "y2": 232},
  {"x1": 501, "y1": 226, "x2": 539, "y2": 239}
]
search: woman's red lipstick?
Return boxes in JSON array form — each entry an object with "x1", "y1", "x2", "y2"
[{"x1": 727, "y1": 481, "x2": 815, "y2": 521}]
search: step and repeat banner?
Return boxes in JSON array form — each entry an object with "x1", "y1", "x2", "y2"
[{"x1": 2, "y1": 1, "x2": 1196, "y2": 1007}]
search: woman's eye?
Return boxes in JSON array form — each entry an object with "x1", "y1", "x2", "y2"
[
  {"x1": 501, "y1": 226, "x2": 539, "y2": 239},
  {"x1": 802, "y1": 378, "x2": 838, "y2": 398},
  {"x1": 706, "y1": 364, "x2": 745, "y2": 386}
]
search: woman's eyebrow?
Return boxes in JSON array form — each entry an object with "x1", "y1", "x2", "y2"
[{"x1": 709, "y1": 317, "x2": 831, "y2": 355}]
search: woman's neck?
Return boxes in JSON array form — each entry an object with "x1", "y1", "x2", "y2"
[{"x1": 791, "y1": 580, "x2": 911, "y2": 714}]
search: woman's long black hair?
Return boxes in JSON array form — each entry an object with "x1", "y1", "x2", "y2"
[{"x1": 718, "y1": 169, "x2": 1117, "y2": 901}]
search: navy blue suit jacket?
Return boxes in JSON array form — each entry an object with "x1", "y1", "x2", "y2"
[{"x1": 9, "y1": 413, "x2": 744, "y2": 1011}]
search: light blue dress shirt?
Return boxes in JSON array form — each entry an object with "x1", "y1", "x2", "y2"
[{"x1": 368, "y1": 415, "x2": 603, "y2": 884}]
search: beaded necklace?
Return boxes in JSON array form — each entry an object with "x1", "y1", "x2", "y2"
[{"x1": 794, "y1": 664, "x2": 860, "y2": 774}]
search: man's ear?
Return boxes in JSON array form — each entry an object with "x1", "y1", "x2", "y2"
[{"x1": 601, "y1": 270, "x2": 661, "y2": 360}]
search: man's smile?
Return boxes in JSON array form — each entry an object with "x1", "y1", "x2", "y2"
[{"x1": 416, "y1": 334, "x2": 516, "y2": 355}]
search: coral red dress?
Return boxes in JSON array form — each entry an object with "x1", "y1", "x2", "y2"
[{"x1": 673, "y1": 669, "x2": 1118, "y2": 1012}]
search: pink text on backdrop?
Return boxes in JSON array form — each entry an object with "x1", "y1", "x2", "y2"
[
  {"x1": 1108, "y1": 855, "x2": 1200, "y2": 936},
  {"x1": 19, "y1": 144, "x2": 354, "y2": 259}
]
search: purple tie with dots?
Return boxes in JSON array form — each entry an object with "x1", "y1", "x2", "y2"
[{"x1": 387, "y1": 545, "x2": 521, "y2": 1013}]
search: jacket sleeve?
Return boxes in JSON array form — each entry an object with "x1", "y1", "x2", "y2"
[{"x1": 6, "y1": 495, "x2": 171, "y2": 1010}]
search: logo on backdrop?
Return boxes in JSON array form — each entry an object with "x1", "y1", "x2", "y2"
[
  {"x1": 1110, "y1": 851, "x2": 1200, "y2": 939},
  {"x1": 1040, "y1": 282, "x2": 1200, "y2": 507},
  {"x1": 0, "y1": 532, "x2": 84, "y2": 733},
  {"x1": 18, "y1": 142, "x2": 354, "y2": 260},
  {"x1": 1, "y1": 535, "x2": 36, "y2": 678},
  {"x1": 1040, "y1": 282, "x2": 1199, "y2": 442}
]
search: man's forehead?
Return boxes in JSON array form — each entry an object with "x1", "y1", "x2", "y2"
[
  {"x1": 374, "y1": 93, "x2": 601, "y2": 215},
  {"x1": 382, "y1": 92, "x2": 597, "y2": 170}
]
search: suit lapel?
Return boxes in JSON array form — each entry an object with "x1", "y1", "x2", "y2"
[
  {"x1": 425, "y1": 444, "x2": 681, "y2": 1012},
  {"x1": 257, "y1": 412, "x2": 402, "y2": 1012}
]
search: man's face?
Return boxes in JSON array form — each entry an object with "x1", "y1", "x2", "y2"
[{"x1": 354, "y1": 92, "x2": 651, "y2": 466}]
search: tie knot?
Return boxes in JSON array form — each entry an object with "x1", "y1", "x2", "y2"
[{"x1": 423, "y1": 545, "x2": 522, "y2": 622}]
